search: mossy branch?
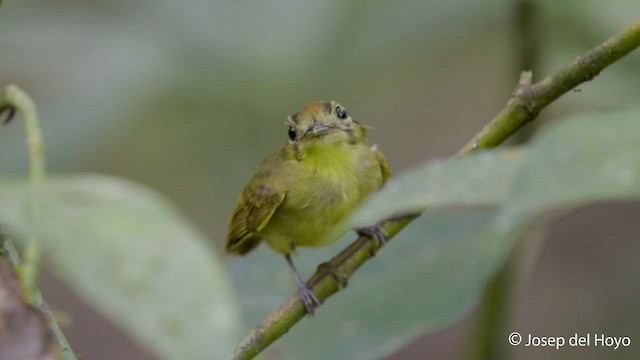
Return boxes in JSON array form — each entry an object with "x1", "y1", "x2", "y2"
[{"x1": 229, "y1": 18, "x2": 640, "y2": 360}]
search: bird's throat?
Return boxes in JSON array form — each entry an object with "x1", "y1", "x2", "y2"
[{"x1": 301, "y1": 141, "x2": 355, "y2": 177}]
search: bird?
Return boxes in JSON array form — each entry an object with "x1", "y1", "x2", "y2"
[{"x1": 226, "y1": 100, "x2": 389, "y2": 314}]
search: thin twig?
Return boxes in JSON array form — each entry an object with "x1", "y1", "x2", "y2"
[
  {"x1": 0, "y1": 84, "x2": 77, "y2": 360},
  {"x1": 0, "y1": 230, "x2": 78, "y2": 360},
  {"x1": 1, "y1": 84, "x2": 45, "y2": 303},
  {"x1": 229, "y1": 18, "x2": 640, "y2": 360}
]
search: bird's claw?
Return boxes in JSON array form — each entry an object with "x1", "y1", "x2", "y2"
[
  {"x1": 357, "y1": 225, "x2": 388, "y2": 247},
  {"x1": 298, "y1": 283, "x2": 321, "y2": 316}
]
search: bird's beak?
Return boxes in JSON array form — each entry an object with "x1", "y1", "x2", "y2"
[{"x1": 305, "y1": 123, "x2": 331, "y2": 136}]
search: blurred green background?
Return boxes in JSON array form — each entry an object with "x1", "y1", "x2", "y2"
[{"x1": 1, "y1": 1, "x2": 639, "y2": 359}]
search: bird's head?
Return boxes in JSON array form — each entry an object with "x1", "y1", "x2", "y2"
[{"x1": 285, "y1": 100, "x2": 365, "y2": 148}]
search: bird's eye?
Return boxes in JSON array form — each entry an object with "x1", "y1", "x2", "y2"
[
  {"x1": 336, "y1": 106, "x2": 347, "y2": 119},
  {"x1": 288, "y1": 127, "x2": 297, "y2": 142}
]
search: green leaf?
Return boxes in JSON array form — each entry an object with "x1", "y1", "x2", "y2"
[
  {"x1": 349, "y1": 149, "x2": 524, "y2": 228},
  {"x1": 353, "y1": 107, "x2": 640, "y2": 236},
  {"x1": 0, "y1": 174, "x2": 241, "y2": 360},
  {"x1": 495, "y1": 108, "x2": 640, "y2": 233}
]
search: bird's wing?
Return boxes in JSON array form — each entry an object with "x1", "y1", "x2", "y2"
[
  {"x1": 226, "y1": 180, "x2": 285, "y2": 255},
  {"x1": 374, "y1": 148, "x2": 391, "y2": 184}
]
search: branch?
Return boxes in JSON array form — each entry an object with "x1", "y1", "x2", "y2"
[
  {"x1": 229, "y1": 18, "x2": 640, "y2": 360},
  {"x1": 458, "y1": 18, "x2": 640, "y2": 153}
]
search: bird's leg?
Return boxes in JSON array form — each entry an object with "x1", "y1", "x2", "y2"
[{"x1": 285, "y1": 254, "x2": 321, "y2": 315}]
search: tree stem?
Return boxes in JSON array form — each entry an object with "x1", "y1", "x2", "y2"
[{"x1": 464, "y1": 2, "x2": 542, "y2": 359}]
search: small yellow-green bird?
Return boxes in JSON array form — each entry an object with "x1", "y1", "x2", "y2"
[{"x1": 226, "y1": 100, "x2": 389, "y2": 314}]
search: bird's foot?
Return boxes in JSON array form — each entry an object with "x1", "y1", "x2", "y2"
[
  {"x1": 357, "y1": 224, "x2": 388, "y2": 247},
  {"x1": 297, "y1": 282, "x2": 321, "y2": 316},
  {"x1": 285, "y1": 254, "x2": 321, "y2": 315}
]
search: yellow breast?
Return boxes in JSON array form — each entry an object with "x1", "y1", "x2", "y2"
[{"x1": 260, "y1": 141, "x2": 383, "y2": 254}]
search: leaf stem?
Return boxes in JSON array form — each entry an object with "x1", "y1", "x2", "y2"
[
  {"x1": 1, "y1": 85, "x2": 77, "y2": 359},
  {"x1": 229, "y1": 18, "x2": 640, "y2": 359},
  {"x1": 1, "y1": 84, "x2": 45, "y2": 303}
]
